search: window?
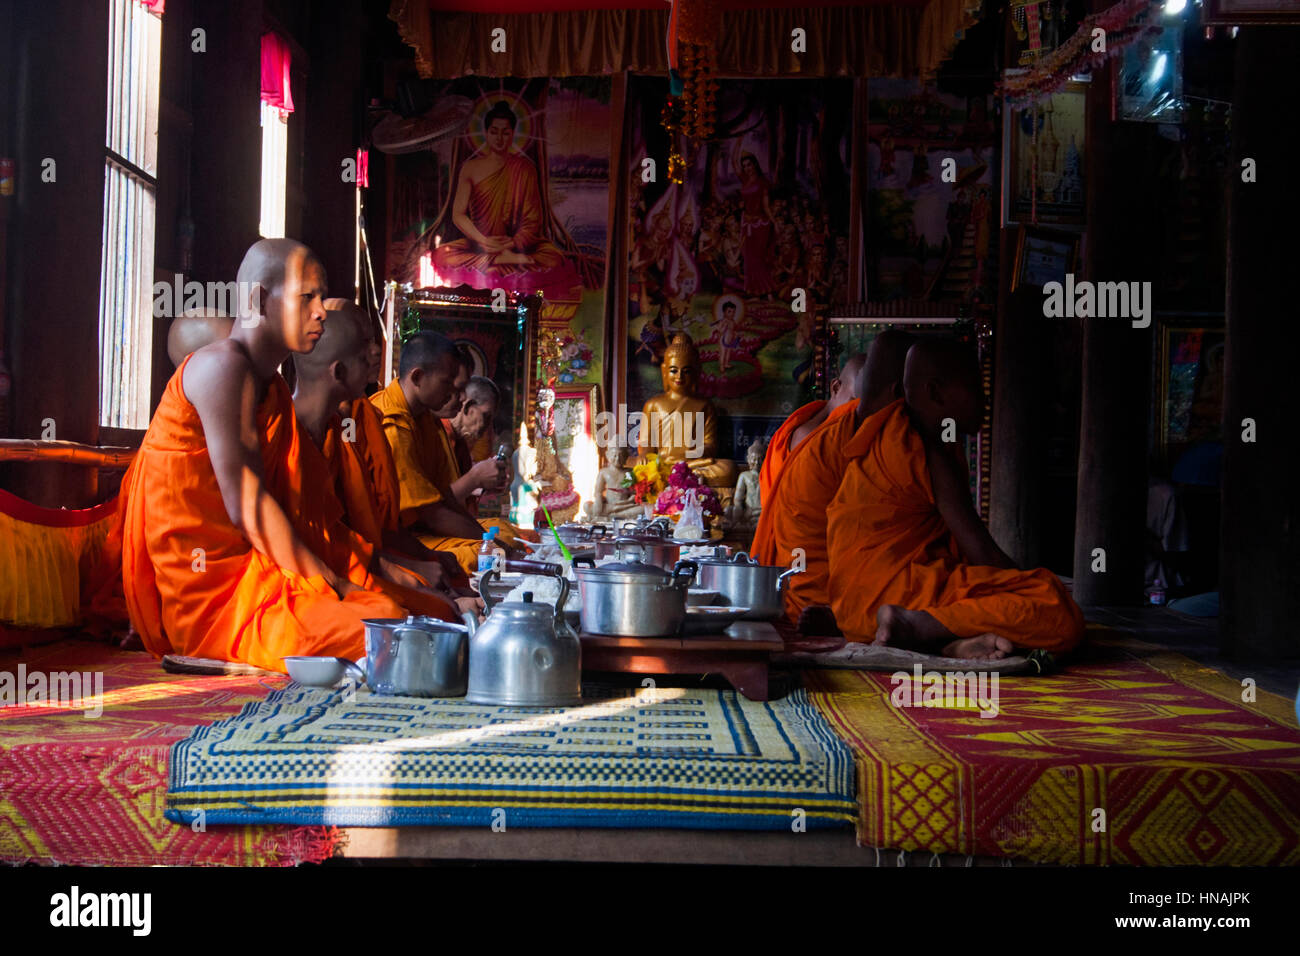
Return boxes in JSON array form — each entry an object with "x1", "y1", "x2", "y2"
[
  {"x1": 98, "y1": 0, "x2": 161, "y2": 430},
  {"x1": 259, "y1": 101, "x2": 288, "y2": 238},
  {"x1": 259, "y1": 32, "x2": 294, "y2": 239}
]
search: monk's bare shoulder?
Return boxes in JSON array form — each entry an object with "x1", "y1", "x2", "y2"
[{"x1": 182, "y1": 338, "x2": 257, "y2": 405}]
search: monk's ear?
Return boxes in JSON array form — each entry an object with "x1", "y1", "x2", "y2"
[
  {"x1": 247, "y1": 282, "x2": 269, "y2": 321},
  {"x1": 331, "y1": 360, "x2": 347, "y2": 386}
]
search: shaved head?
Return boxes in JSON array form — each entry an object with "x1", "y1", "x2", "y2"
[
  {"x1": 236, "y1": 238, "x2": 321, "y2": 319},
  {"x1": 293, "y1": 303, "x2": 361, "y2": 380},
  {"x1": 857, "y1": 329, "x2": 917, "y2": 416},
  {"x1": 827, "y1": 352, "x2": 867, "y2": 411},
  {"x1": 400, "y1": 331, "x2": 463, "y2": 416},
  {"x1": 903, "y1": 337, "x2": 984, "y2": 436}
]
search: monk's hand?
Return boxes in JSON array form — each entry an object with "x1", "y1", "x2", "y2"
[
  {"x1": 479, "y1": 236, "x2": 511, "y2": 254},
  {"x1": 467, "y1": 457, "x2": 509, "y2": 490},
  {"x1": 455, "y1": 595, "x2": 486, "y2": 622}
]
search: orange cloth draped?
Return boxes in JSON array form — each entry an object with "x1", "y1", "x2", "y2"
[
  {"x1": 751, "y1": 399, "x2": 827, "y2": 565},
  {"x1": 323, "y1": 400, "x2": 402, "y2": 549},
  {"x1": 371, "y1": 379, "x2": 489, "y2": 573},
  {"x1": 826, "y1": 401, "x2": 1084, "y2": 652},
  {"x1": 756, "y1": 402, "x2": 858, "y2": 620},
  {"x1": 120, "y1": 362, "x2": 408, "y2": 672}
]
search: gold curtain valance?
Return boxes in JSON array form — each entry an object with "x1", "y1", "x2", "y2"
[{"x1": 388, "y1": 1, "x2": 982, "y2": 80}]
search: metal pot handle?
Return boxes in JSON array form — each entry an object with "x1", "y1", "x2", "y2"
[
  {"x1": 589, "y1": 524, "x2": 608, "y2": 539},
  {"x1": 776, "y1": 567, "x2": 799, "y2": 593},
  {"x1": 480, "y1": 566, "x2": 502, "y2": 614},
  {"x1": 500, "y1": 559, "x2": 569, "y2": 627},
  {"x1": 670, "y1": 559, "x2": 698, "y2": 589},
  {"x1": 340, "y1": 658, "x2": 367, "y2": 690},
  {"x1": 614, "y1": 539, "x2": 647, "y2": 563},
  {"x1": 731, "y1": 550, "x2": 757, "y2": 566}
]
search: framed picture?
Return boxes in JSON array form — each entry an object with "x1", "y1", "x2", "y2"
[
  {"x1": 1011, "y1": 224, "x2": 1080, "y2": 291},
  {"x1": 551, "y1": 384, "x2": 601, "y2": 477},
  {"x1": 1203, "y1": 1, "x2": 1300, "y2": 24},
  {"x1": 1002, "y1": 81, "x2": 1088, "y2": 226},
  {"x1": 1159, "y1": 324, "x2": 1226, "y2": 463}
]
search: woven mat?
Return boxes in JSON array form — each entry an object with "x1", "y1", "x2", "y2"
[
  {"x1": 805, "y1": 628, "x2": 1300, "y2": 865},
  {"x1": 0, "y1": 640, "x2": 340, "y2": 866},
  {"x1": 165, "y1": 683, "x2": 857, "y2": 831}
]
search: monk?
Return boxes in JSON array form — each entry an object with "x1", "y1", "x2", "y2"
[
  {"x1": 751, "y1": 351, "x2": 866, "y2": 562},
  {"x1": 445, "y1": 376, "x2": 509, "y2": 511},
  {"x1": 826, "y1": 338, "x2": 1085, "y2": 659},
  {"x1": 752, "y1": 332, "x2": 915, "y2": 628},
  {"x1": 120, "y1": 239, "x2": 428, "y2": 671},
  {"x1": 371, "y1": 332, "x2": 528, "y2": 574},
  {"x1": 290, "y1": 301, "x2": 478, "y2": 620}
]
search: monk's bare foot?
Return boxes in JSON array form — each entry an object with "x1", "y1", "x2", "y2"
[
  {"x1": 940, "y1": 633, "x2": 1014, "y2": 661},
  {"x1": 874, "y1": 605, "x2": 953, "y2": 652},
  {"x1": 118, "y1": 627, "x2": 144, "y2": 651}
]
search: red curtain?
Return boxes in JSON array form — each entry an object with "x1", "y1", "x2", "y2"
[{"x1": 260, "y1": 32, "x2": 295, "y2": 113}]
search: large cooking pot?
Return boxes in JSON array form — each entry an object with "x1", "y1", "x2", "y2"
[
  {"x1": 553, "y1": 522, "x2": 609, "y2": 548},
  {"x1": 693, "y1": 548, "x2": 797, "y2": 621},
  {"x1": 593, "y1": 528, "x2": 681, "y2": 570},
  {"x1": 359, "y1": 614, "x2": 475, "y2": 697},
  {"x1": 467, "y1": 560, "x2": 582, "y2": 707},
  {"x1": 574, "y1": 555, "x2": 697, "y2": 637}
]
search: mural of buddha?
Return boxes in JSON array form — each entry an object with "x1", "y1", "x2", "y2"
[{"x1": 637, "y1": 333, "x2": 737, "y2": 489}]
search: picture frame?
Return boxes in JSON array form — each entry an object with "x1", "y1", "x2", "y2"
[
  {"x1": 1011, "y1": 224, "x2": 1081, "y2": 291},
  {"x1": 1002, "y1": 80, "x2": 1088, "y2": 226},
  {"x1": 1202, "y1": 0, "x2": 1300, "y2": 24},
  {"x1": 1158, "y1": 322, "x2": 1226, "y2": 465},
  {"x1": 551, "y1": 384, "x2": 601, "y2": 476}
]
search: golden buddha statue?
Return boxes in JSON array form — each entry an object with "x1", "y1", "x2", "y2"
[{"x1": 637, "y1": 333, "x2": 737, "y2": 490}]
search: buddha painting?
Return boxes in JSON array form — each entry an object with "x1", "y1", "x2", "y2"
[
  {"x1": 637, "y1": 333, "x2": 737, "y2": 490},
  {"x1": 430, "y1": 100, "x2": 580, "y2": 298}
]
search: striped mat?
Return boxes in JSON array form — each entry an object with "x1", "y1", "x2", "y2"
[{"x1": 165, "y1": 683, "x2": 858, "y2": 830}]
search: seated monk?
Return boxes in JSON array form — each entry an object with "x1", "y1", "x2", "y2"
[
  {"x1": 751, "y1": 332, "x2": 914, "y2": 628},
  {"x1": 291, "y1": 301, "x2": 479, "y2": 620},
  {"x1": 371, "y1": 333, "x2": 528, "y2": 575},
  {"x1": 637, "y1": 333, "x2": 737, "y2": 489},
  {"x1": 826, "y1": 338, "x2": 1085, "y2": 660},
  {"x1": 119, "y1": 239, "x2": 434, "y2": 671},
  {"x1": 751, "y1": 350, "x2": 867, "y2": 565},
  {"x1": 757, "y1": 352, "x2": 865, "y2": 508},
  {"x1": 445, "y1": 375, "x2": 510, "y2": 512}
]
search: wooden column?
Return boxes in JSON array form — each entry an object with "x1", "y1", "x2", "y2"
[
  {"x1": 1070, "y1": 61, "x2": 1151, "y2": 606},
  {"x1": 989, "y1": 228, "x2": 1048, "y2": 569},
  {"x1": 1220, "y1": 26, "x2": 1300, "y2": 661}
]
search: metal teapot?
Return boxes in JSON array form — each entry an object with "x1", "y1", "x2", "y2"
[{"x1": 466, "y1": 559, "x2": 583, "y2": 707}]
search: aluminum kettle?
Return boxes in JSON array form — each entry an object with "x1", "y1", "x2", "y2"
[{"x1": 465, "y1": 559, "x2": 583, "y2": 708}]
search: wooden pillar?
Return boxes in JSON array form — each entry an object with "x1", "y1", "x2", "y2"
[
  {"x1": 1070, "y1": 61, "x2": 1151, "y2": 606},
  {"x1": 1220, "y1": 26, "x2": 1300, "y2": 661},
  {"x1": 989, "y1": 228, "x2": 1048, "y2": 568}
]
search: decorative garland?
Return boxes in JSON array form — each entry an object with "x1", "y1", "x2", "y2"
[{"x1": 998, "y1": 0, "x2": 1164, "y2": 107}]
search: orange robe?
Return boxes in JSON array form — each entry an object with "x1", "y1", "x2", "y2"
[
  {"x1": 756, "y1": 402, "x2": 858, "y2": 621},
  {"x1": 319, "y1": 408, "x2": 461, "y2": 622},
  {"x1": 826, "y1": 401, "x2": 1084, "y2": 652},
  {"x1": 752, "y1": 400, "x2": 827, "y2": 565},
  {"x1": 371, "y1": 379, "x2": 535, "y2": 573},
  {"x1": 120, "y1": 361, "x2": 406, "y2": 671}
]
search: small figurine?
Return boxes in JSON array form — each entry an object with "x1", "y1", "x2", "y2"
[
  {"x1": 726, "y1": 438, "x2": 766, "y2": 527},
  {"x1": 592, "y1": 446, "x2": 641, "y2": 519}
]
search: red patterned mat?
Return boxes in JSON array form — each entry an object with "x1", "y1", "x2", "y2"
[
  {"x1": 806, "y1": 630, "x2": 1300, "y2": 865},
  {"x1": 0, "y1": 640, "x2": 340, "y2": 866}
]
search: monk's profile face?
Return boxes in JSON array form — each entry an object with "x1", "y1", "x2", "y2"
[
  {"x1": 410, "y1": 353, "x2": 460, "y2": 415},
  {"x1": 268, "y1": 254, "x2": 327, "y2": 354},
  {"x1": 434, "y1": 363, "x2": 471, "y2": 419},
  {"x1": 362, "y1": 335, "x2": 383, "y2": 385},
  {"x1": 940, "y1": 374, "x2": 985, "y2": 436},
  {"x1": 485, "y1": 118, "x2": 514, "y2": 155},
  {"x1": 457, "y1": 395, "x2": 496, "y2": 441}
]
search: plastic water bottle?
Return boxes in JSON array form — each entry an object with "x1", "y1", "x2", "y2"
[{"x1": 477, "y1": 526, "x2": 501, "y2": 573}]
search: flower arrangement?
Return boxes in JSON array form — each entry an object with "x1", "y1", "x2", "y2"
[
  {"x1": 655, "y1": 461, "x2": 722, "y2": 521},
  {"x1": 631, "y1": 454, "x2": 666, "y2": 504}
]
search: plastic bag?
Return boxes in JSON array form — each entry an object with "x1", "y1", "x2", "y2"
[{"x1": 674, "y1": 492, "x2": 706, "y2": 541}]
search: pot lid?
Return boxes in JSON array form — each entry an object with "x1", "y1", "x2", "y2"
[
  {"x1": 577, "y1": 558, "x2": 671, "y2": 579},
  {"x1": 492, "y1": 591, "x2": 560, "y2": 620}
]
